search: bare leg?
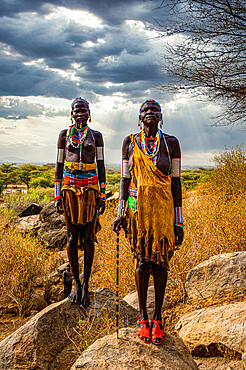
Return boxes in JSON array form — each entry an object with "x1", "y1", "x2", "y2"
[
  {"x1": 135, "y1": 254, "x2": 151, "y2": 342},
  {"x1": 152, "y1": 262, "x2": 168, "y2": 344},
  {"x1": 66, "y1": 222, "x2": 81, "y2": 305},
  {"x1": 81, "y1": 220, "x2": 95, "y2": 308}
]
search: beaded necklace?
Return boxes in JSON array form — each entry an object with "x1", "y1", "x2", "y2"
[
  {"x1": 68, "y1": 125, "x2": 89, "y2": 149},
  {"x1": 141, "y1": 129, "x2": 161, "y2": 162}
]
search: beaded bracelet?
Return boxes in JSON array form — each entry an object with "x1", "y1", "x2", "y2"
[
  {"x1": 175, "y1": 223, "x2": 184, "y2": 228},
  {"x1": 100, "y1": 182, "x2": 106, "y2": 201},
  {"x1": 54, "y1": 179, "x2": 62, "y2": 201}
]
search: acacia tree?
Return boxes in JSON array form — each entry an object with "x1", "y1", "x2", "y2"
[{"x1": 154, "y1": 0, "x2": 246, "y2": 125}]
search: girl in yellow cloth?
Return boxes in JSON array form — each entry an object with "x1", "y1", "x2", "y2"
[
  {"x1": 112, "y1": 100, "x2": 184, "y2": 345},
  {"x1": 55, "y1": 98, "x2": 106, "y2": 309}
]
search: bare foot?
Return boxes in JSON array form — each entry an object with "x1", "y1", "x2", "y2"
[
  {"x1": 81, "y1": 285, "x2": 90, "y2": 308},
  {"x1": 68, "y1": 284, "x2": 82, "y2": 305}
]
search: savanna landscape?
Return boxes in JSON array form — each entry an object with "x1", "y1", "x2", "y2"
[{"x1": 0, "y1": 146, "x2": 245, "y2": 369}]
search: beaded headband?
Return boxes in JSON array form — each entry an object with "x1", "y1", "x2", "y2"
[
  {"x1": 139, "y1": 99, "x2": 162, "y2": 113},
  {"x1": 71, "y1": 97, "x2": 90, "y2": 109}
]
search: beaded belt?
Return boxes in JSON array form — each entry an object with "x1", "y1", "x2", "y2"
[
  {"x1": 63, "y1": 174, "x2": 98, "y2": 187},
  {"x1": 65, "y1": 161, "x2": 96, "y2": 171}
]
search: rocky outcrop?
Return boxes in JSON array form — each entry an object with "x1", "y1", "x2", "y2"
[
  {"x1": 18, "y1": 203, "x2": 43, "y2": 217},
  {"x1": 185, "y1": 252, "x2": 246, "y2": 299},
  {"x1": 175, "y1": 301, "x2": 246, "y2": 360},
  {"x1": 37, "y1": 201, "x2": 67, "y2": 249},
  {"x1": 8, "y1": 214, "x2": 40, "y2": 232},
  {"x1": 0, "y1": 288, "x2": 137, "y2": 370},
  {"x1": 71, "y1": 327, "x2": 198, "y2": 369},
  {"x1": 123, "y1": 281, "x2": 175, "y2": 316}
]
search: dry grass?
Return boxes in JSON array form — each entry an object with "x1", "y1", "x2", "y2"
[{"x1": 0, "y1": 220, "x2": 50, "y2": 317}]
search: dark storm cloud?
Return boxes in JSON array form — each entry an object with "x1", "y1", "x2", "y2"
[
  {"x1": 0, "y1": 0, "x2": 166, "y2": 105},
  {"x1": 0, "y1": 0, "x2": 156, "y2": 25}
]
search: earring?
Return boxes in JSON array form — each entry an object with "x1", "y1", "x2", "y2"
[
  {"x1": 89, "y1": 115, "x2": 91, "y2": 123},
  {"x1": 159, "y1": 118, "x2": 163, "y2": 130},
  {"x1": 70, "y1": 114, "x2": 73, "y2": 124},
  {"x1": 138, "y1": 119, "x2": 142, "y2": 130}
]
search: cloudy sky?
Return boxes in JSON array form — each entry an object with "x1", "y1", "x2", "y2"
[{"x1": 0, "y1": 0, "x2": 244, "y2": 166}]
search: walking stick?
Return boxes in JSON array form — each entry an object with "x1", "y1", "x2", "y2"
[{"x1": 116, "y1": 232, "x2": 119, "y2": 339}]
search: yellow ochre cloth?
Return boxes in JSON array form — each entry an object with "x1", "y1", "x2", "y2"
[
  {"x1": 128, "y1": 134, "x2": 175, "y2": 266},
  {"x1": 62, "y1": 187, "x2": 100, "y2": 249}
]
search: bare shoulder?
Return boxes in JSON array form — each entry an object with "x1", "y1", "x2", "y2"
[
  {"x1": 59, "y1": 129, "x2": 68, "y2": 138},
  {"x1": 57, "y1": 129, "x2": 67, "y2": 148},
  {"x1": 90, "y1": 129, "x2": 104, "y2": 145},
  {"x1": 163, "y1": 133, "x2": 181, "y2": 157}
]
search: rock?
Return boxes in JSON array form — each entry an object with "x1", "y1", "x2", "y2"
[
  {"x1": 71, "y1": 327, "x2": 198, "y2": 369},
  {"x1": 0, "y1": 288, "x2": 137, "y2": 370},
  {"x1": 37, "y1": 202, "x2": 67, "y2": 249},
  {"x1": 30, "y1": 295, "x2": 48, "y2": 311},
  {"x1": 39, "y1": 201, "x2": 66, "y2": 227},
  {"x1": 38, "y1": 225, "x2": 67, "y2": 249},
  {"x1": 185, "y1": 252, "x2": 246, "y2": 299},
  {"x1": 7, "y1": 214, "x2": 40, "y2": 232},
  {"x1": 107, "y1": 192, "x2": 119, "y2": 201},
  {"x1": 18, "y1": 203, "x2": 43, "y2": 217},
  {"x1": 175, "y1": 301, "x2": 246, "y2": 359},
  {"x1": 48, "y1": 271, "x2": 61, "y2": 284},
  {"x1": 106, "y1": 190, "x2": 113, "y2": 198},
  {"x1": 57, "y1": 250, "x2": 69, "y2": 265},
  {"x1": 242, "y1": 352, "x2": 246, "y2": 369},
  {"x1": 123, "y1": 281, "x2": 175, "y2": 316},
  {"x1": 58, "y1": 262, "x2": 69, "y2": 273}
]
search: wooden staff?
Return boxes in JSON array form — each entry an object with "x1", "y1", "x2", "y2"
[{"x1": 116, "y1": 232, "x2": 119, "y2": 339}]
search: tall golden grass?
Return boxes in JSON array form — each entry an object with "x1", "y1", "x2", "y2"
[{"x1": 0, "y1": 222, "x2": 49, "y2": 317}]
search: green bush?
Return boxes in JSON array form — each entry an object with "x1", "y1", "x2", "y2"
[{"x1": 30, "y1": 176, "x2": 53, "y2": 189}]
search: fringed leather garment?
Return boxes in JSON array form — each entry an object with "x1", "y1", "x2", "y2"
[{"x1": 127, "y1": 134, "x2": 175, "y2": 266}]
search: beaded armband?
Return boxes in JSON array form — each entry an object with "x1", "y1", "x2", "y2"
[
  {"x1": 175, "y1": 206, "x2": 184, "y2": 227},
  {"x1": 117, "y1": 199, "x2": 126, "y2": 217},
  {"x1": 100, "y1": 182, "x2": 106, "y2": 201},
  {"x1": 54, "y1": 179, "x2": 62, "y2": 201}
]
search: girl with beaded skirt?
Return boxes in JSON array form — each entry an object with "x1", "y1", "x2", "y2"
[
  {"x1": 55, "y1": 98, "x2": 106, "y2": 308},
  {"x1": 112, "y1": 100, "x2": 184, "y2": 345}
]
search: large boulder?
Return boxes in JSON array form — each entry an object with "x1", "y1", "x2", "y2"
[
  {"x1": 38, "y1": 201, "x2": 67, "y2": 249},
  {"x1": 185, "y1": 252, "x2": 246, "y2": 299},
  {"x1": 71, "y1": 327, "x2": 198, "y2": 369},
  {"x1": 18, "y1": 203, "x2": 43, "y2": 217},
  {"x1": 7, "y1": 214, "x2": 40, "y2": 232},
  {"x1": 175, "y1": 301, "x2": 246, "y2": 360},
  {"x1": 0, "y1": 288, "x2": 137, "y2": 370},
  {"x1": 123, "y1": 281, "x2": 175, "y2": 316}
]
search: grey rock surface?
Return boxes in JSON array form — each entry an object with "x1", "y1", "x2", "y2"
[
  {"x1": 123, "y1": 281, "x2": 175, "y2": 317},
  {"x1": 18, "y1": 203, "x2": 43, "y2": 217},
  {"x1": 38, "y1": 201, "x2": 67, "y2": 249},
  {"x1": 175, "y1": 301, "x2": 246, "y2": 358},
  {"x1": 71, "y1": 327, "x2": 198, "y2": 370},
  {"x1": 0, "y1": 288, "x2": 137, "y2": 370},
  {"x1": 185, "y1": 252, "x2": 246, "y2": 299}
]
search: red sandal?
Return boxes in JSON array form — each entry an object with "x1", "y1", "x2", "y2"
[
  {"x1": 137, "y1": 318, "x2": 151, "y2": 344},
  {"x1": 151, "y1": 318, "x2": 165, "y2": 345}
]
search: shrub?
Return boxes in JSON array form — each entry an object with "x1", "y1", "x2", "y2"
[
  {"x1": 0, "y1": 225, "x2": 49, "y2": 316},
  {"x1": 211, "y1": 145, "x2": 246, "y2": 195},
  {"x1": 30, "y1": 176, "x2": 53, "y2": 189}
]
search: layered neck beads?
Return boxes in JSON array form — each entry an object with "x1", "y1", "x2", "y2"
[
  {"x1": 141, "y1": 129, "x2": 161, "y2": 164},
  {"x1": 68, "y1": 125, "x2": 89, "y2": 149}
]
